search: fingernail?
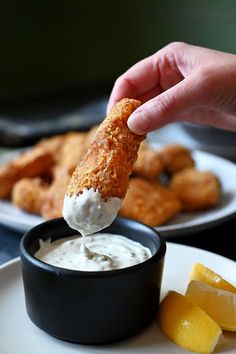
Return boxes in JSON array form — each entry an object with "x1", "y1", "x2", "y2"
[{"x1": 128, "y1": 111, "x2": 149, "y2": 135}]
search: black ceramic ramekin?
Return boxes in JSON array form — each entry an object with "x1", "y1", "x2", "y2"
[{"x1": 20, "y1": 217, "x2": 166, "y2": 344}]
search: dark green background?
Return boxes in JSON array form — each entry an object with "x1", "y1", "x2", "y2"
[{"x1": 0, "y1": 0, "x2": 235, "y2": 101}]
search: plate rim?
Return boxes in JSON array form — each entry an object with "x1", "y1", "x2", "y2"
[{"x1": 0, "y1": 256, "x2": 20, "y2": 270}]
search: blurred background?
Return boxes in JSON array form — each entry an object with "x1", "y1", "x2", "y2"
[
  {"x1": 1, "y1": 0, "x2": 236, "y2": 265},
  {"x1": 0, "y1": 0, "x2": 236, "y2": 150}
]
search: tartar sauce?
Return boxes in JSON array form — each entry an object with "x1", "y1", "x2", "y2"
[
  {"x1": 62, "y1": 188, "x2": 122, "y2": 236},
  {"x1": 34, "y1": 233, "x2": 152, "y2": 271}
]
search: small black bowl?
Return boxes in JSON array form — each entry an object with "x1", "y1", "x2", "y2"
[{"x1": 20, "y1": 217, "x2": 166, "y2": 344}]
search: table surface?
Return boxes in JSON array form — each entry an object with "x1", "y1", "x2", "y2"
[{"x1": 0, "y1": 216, "x2": 236, "y2": 266}]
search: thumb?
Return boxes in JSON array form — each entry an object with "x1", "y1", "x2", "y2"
[{"x1": 127, "y1": 74, "x2": 207, "y2": 134}]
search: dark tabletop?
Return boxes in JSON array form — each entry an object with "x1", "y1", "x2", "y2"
[{"x1": 0, "y1": 216, "x2": 235, "y2": 266}]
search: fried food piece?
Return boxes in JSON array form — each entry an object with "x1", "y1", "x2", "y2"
[
  {"x1": 0, "y1": 149, "x2": 52, "y2": 199},
  {"x1": 41, "y1": 174, "x2": 71, "y2": 219},
  {"x1": 0, "y1": 135, "x2": 65, "y2": 199},
  {"x1": 53, "y1": 128, "x2": 100, "y2": 180},
  {"x1": 66, "y1": 99, "x2": 144, "y2": 199},
  {"x1": 53, "y1": 132, "x2": 88, "y2": 178},
  {"x1": 159, "y1": 144, "x2": 195, "y2": 174},
  {"x1": 37, "y1": 135, "x2": 65, "y2": 162},
  {"x1": 63, "y1": 98, "x2": 145, "y2": 235},
  {"x1": 84, "y1": 125, "x2": 99, "y2": 147},
  {"x1": 132, "y1": 141, "x2": 164, "y2": 179},
  {"x1": 119, "y1": 178, "x2": 182, "y2": 227},
  {"x1": 170, "y1": 168, "x2": 220, "y2": 211},
  {"x1": 42, "y1": 128, "x2": 99, "y2": 220},
  {"x1": 12, "y1": 177, "x2": 49, "y2": 214}
]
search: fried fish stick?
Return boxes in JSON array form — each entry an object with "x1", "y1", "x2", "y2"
[
  {"x1": 12, "y1": 177, "x2": 49, "y2": 214},
  {"x1": 63, "y1": 98, "x2": 145, "y2": 235},
  {"x1": 159, "y1": 144, "x2": 195, "y2": 174},
  {"x1": 53, "y1": 132, "x2": 87, "y2": 178},
  {"x1": 0, "y1": 148, "x2": 52, "y2": 199},
  {"x1": 170, "y1": 167, "x2": 220, "y2": 211},
  {"x1": 42, "y1": 132, "x2": 89, "y2": 219},
  {"x1": 84, "y1": 125, "x2": 99, "y2": 148},
  {"x1": 0, "y1": 135, "x2": 65, "y2": 199},
  {"x1": 119, "y1": 178, "x2": 182, "y2": 227},
  {"x1": 42, "y1": 174, "x2": 71, "y2": 219},
  {"x1": 132, "y1": 141, "x2": 164, "y2": 179},
  {"x1": 37, "y1": 134, "x2": 65, "y2": 162}
]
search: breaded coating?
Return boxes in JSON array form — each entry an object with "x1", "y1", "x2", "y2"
[
  {"x1": 37, "y1": 135, "x2": 65, "y2": 162},
  {"x1": 12, "y1": 177, "x2": 49, "y2": 214},
  {"x1": 0, "y1": 134, "x2": 65, "y2": 199},
  {"x1": 0, "y1": 121, "x2": 222, "y2": 228},
  {"x1": 132, "y1": 141, "x2": 164, "y2": 179},
  {"x1": 41, "y1": 174, "x2": 71, "y2": 219},
  {"x1": 170, "y1": 168, "x2": 220, "y2": 211},
  {"x1": 159, "y1": 144, "x2": 195, "y2": 174},
  {"x1": 84, "y1": 125, "x2": 99, "y2": 148},
  {"x1": 44, "y1": 132, "x2": 81, "y2": 217},
  {"x1": 119, "y1": 178, "x2": 182, "y2": 227},
  {"x1": 0, "y1": 149, "x2": 53, "y2": 199},
  {"x1": 66, "y1": 99, "x2": 145, "y2": 199},
  {"x1": 53, "y1": 132, "x2": 87, "y2": 178}
]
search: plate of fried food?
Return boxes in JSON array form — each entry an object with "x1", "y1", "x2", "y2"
[{"x1": 0, "y1": 125, "x2": 236, "y2": 237}]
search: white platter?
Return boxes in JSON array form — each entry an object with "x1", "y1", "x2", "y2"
[
  {"x1": 0, "y1": 243, "x2": 236, "y2": 354},
  {"x1": 0, "y1": 150, "x2": 236, "y2": 237}
]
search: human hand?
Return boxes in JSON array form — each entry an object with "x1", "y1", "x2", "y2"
[{"x1": 107, "y1": 42, "x2": 236, "y2": 134}]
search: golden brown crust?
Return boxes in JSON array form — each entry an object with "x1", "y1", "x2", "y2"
[
  {"x1": 37, "y1": 135, "x2": 65, "y2": 161},
  {"x1": 119, "y1": 178, "x2": 182, "y2": 227},
  {"x1": 0, "y1": 123, "x2": 222, "y2": 226},
  {"x1": 132, "y1": 141, "x2": 164, "y2": 179},
  {"x1": 84, "y1": 125, "x2": 99, "y2": 148},
  {"x1": 0, "y1": 149, "x2": 53, "y2": 199},
  {"x1": 41, "y1": 174, "x2": 71, "y2": 219},
  {"x1": 66, "y1": 98, "x2": 145, "y2": 199},
  {"x1": 0, "y1": 135, "x2": 65, "y2": 199},
  {"x1": 159, "y1": 144, "x2": 195, "y2": 174},
  {"x1": 12, "y1": 177, "x2": 49, "y2": 214},
  {"x1": 170, "y1": 167, "x2": 220, "y2": 211},
  {"x1": 53, "y1": 132, "x2": 88, "y2": 178}
]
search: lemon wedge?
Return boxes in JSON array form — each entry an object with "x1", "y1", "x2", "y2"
[
  {"x1": 158, "y1": 290, "x2": 223, "y2": 354},
  {"x1": 186, "y1": 280, "x2": 236, "y2": 331},
  {"x1": 190, "y1": 263, "x2": 236, "y2": 294}
]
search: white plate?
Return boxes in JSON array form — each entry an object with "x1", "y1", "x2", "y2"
[
  {"x1": 156, "y1": 150, "x2": 236, "y2": 237},
  {"x1": 0, "y1": 243, "x2": 235, "y2": 354},
  {"x1": 0, "y1": 150, "x2": 236, "y2": 237},
  {"x1": 148, "y1": 123, "x2": 236, "y2": 161}
]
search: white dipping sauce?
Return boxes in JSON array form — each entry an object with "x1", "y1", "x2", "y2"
[
  {"x1": 62, "y1": 188, "x2": 122, "y2": 236},
  {"x1": 34, "y1": 233, "x2": 152, "y2": 271}
]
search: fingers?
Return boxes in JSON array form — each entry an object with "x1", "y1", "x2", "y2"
[
  {"x1": 107, "y1": 41, "x2": 236, "y2": 134},
  {"x1": 107, "y1": 42, "x2": 187, "y2": 114},
  {"x1": 136, "y1": 85, "x2": 162, "y2": 105},
  {"x1": 107, "y1": 54, "x2": 160, "y2": 113},
  {"x1": 126, "y1": 56, "x2": 236, "y2": 134},
  {"x1": 127, "y1": 74, "x2": 206, "y2": 134}
]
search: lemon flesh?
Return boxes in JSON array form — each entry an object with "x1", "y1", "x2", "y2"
[
  {"x1": 158, "y1": 290, "x2": 223, "y2": 354},
  {"x1": 186, "y1": 280, "x2": 236, "y2": 331}
]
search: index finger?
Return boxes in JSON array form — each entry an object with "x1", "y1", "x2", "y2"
[{"x1": 107, "y1": 53, "x2": 159, "y2": 113}]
